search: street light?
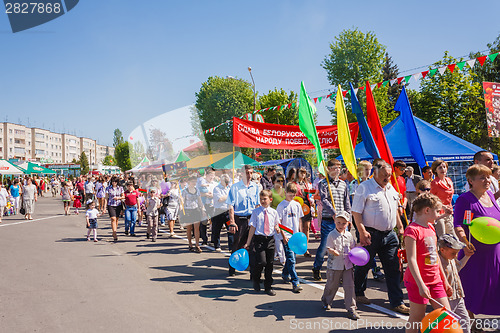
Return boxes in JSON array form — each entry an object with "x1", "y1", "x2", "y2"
[{"x1": 248, "y1": 67, "x2": 256, "y2": 113}]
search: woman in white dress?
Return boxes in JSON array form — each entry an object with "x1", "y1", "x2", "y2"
[{"x1": 21, "y1": 178, "x2": 38, "y2": 220}]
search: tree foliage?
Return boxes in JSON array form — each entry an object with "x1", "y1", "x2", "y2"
[
  {"x1": 410, "y1": 52, "x2": 497, "y2": 152},
  {"x1": 79, "y1": 151, "x2": 89, "y2": 175},
  {"x1": 192, "y1": 76, "x2": 256, "y2": 150},
  {"x1": 382, "y1": 53, "x2": 403, "y2": 109},
  {"x1": 114, "y1": 142, "x2": 132, "y2": 172},
  {"x1": 102, "y1": 155, "x2": 115, "y2": 166},
  {"x1": 147, "y1": 128, "x2": 174, "y2": 161},
  {"x1": 258, "y1": 88, "x2": 299, "y2": 125},
  {"x1": 113, "y1": 129, "x2": 124, "y2": 147},
  {"x1": 322, "y1": 28, "x2": 386, "y2": 88}
]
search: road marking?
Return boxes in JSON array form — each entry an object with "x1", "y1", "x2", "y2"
[
  {"x1": 157, "y1": 228, "x2": 409, "y2": 320},
  {"x1": 0, "y1": 215, "x2": 63, "y2": 228}
]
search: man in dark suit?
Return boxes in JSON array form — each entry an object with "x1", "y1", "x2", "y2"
[{"x1": 405, "y1": 166, "x2": 422, "y2": 213}]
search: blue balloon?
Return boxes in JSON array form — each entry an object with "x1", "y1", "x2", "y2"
[
  {"x1": 288, "y1": 232, "x2": 308, "y2": 255},
  {"x1": 229, "y1": 249, "x2": 249, "y2": 271}
]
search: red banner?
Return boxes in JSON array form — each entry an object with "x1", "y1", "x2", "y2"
[
  {"x1": 233, "y1": 117, "x2": 359, "y2": 150},
  {"x1": 484, "y1": 82, "x2": 500, "y2": 137}
]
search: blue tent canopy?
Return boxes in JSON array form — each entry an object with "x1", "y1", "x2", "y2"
[
  {"x1": 261, "y1": 158, "x2": 313, "y2": 180},
  {"x1": 341, "y1": 115, "x2": 498, "y2": 163}
]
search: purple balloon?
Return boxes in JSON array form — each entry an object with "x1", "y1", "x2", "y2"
[
  {"x1": 160, "y1": 182, "x2": 170, "y2": 195},
  {"x1": 348, "y1": 247, "x2": 370, "y2": 266}
]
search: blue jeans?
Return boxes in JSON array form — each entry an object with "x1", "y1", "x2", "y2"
[
  {"x1": 313, "y1": 217, "x2": 336, "y2": 271},
  {"x1": 124, "y1": 206, "x2": 137, "y2": 234},
  {"x1": 282, "y1": 242, "x2": 299, "y2": 287},
  {"x1": 354, "y1": 228, "x2": 404, "y2": 308}
]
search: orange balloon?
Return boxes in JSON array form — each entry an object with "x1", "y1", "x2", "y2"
[
  {"x1": 420, "y1": 307, "x2": 463, "y2": 333},
  {"x1": 302, "y1": 204, "x2": 310, "y2": 215}
]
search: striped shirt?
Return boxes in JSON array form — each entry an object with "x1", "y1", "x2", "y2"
[{"x1": 318, "y1": 177, "x2": 351, "y2": 218}]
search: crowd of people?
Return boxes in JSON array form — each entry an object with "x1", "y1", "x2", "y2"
[{"x1": 1, "y1": 150, "x2": 499, "y2": 332}]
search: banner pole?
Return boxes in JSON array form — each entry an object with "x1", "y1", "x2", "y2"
[{"x1": 321, "y1": 160, "x2": 336, "y2": 212}]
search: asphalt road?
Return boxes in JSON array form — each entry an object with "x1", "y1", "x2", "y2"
[{"x1": 1, "y1": 196, "x2": 498, "y2": 333}]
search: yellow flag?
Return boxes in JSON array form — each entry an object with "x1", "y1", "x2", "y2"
[{"x1": 335, "y1": 85, "x2": 358, "y2": 180}]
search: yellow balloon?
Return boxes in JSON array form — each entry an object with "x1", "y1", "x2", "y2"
[{"x1": 294, "y1": 196, "x2": 304, "y2": 206}]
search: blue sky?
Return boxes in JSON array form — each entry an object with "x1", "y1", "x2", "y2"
[{"x1": 1, "y1": 0, "x2": 499, "y2": 147}]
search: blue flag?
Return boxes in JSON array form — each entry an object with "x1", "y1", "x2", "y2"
[
  {"x1": 394, "y1": 86, "x2": 427, "y2": 167},
  {"x1": 349, "y1": 83, "x2": 380, "y2": 159}
]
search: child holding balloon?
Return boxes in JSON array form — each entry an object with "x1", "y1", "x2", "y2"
[
  {"x1": 244, "y1": 190, "x2": 280, "y2": 296},
  {"x1": 321, "y1": 210, "x2": 359, "y2": 320},
  {"x1": 277, "y1": 182, "x2": 304, "y2": 293},
  {"x1": 404, "y1": 193, "x2": 453, "y2": 333}
]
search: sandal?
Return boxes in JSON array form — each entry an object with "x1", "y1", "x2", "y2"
[
  {"x1": 189, "y1": 246, "x2": 194, "y2": 252},
  {"x1": 195, "y1": 246, "x2": 202, "y2": 253}
]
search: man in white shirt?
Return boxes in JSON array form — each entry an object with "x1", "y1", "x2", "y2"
[{"x1": 351, "y1": 161, "x2": 409, "y2": 315}]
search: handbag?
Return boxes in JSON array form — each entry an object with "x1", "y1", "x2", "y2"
[{"x1": 19, "y1": 201, "x2": 25, "y2": 215}]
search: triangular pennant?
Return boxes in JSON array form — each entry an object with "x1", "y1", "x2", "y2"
[
  {"x1": 318, "y1": 97, "x2": 323, "y2": 103},
  {"x1": 466, "y1": 59, "x2": 476, "y2": 68},
  {"x1": 313, "y1": 97, "x2": 318, "y2": 103},
  {"x1": 291, "y1": 103, "x2": 296, "y2": 108},
  {"x1": 457, "y1": 61, "x2": 466, "y2": 71},
  {"x1": 383, "y1": 80, "x2": 389, "y2": 87},
  {"x1": 326, "y1": 93, "x2": 332, "y2": 99},
  {"x1": 342, "y1": 90, "x2": 347, "y2": 97},
  {"x1": 488, "y1": 52, "x2": 499, "y2": 62},
  {"x1": 277, "y1": 105, "x2": 282, "y2": 111},
  {"x1": 353, "y1": 88, "x2": 359, "y2": 94},
  {"x1": 477, "y1": 55, "x2": 487, "y2": 66},
  {"x1": 438, "y1": 66, "x2": 447, "y2": 75},
  {"x1": 421, "y1": 70, "x2": 429, "y2": 79},
  {"x1": 397, "y1": 77, "x2": 404, "y2": 84},
  {"x1": 287, "y1": 103, "x2": 292, "y2": 109},
  {"x1": 377, "y1": 82, "x2": 383, "y2": 88},
  {"x1": 359, "y1": 86, "x2": 365, "y2": 90},
  {"x1": 429, "y1": 68, "x2": 438, "y2": 77},
  {"x1": 404, "y1": 75, "x2": 411, "y2": 83},
  {"x1": 346, "y1": 90, "x2": 351, "y2": 97},
  {"x1": 413, "y1": 73, "x2": 421, "y2": 81},
  {"x1": 371, "y1": 83, "x2": 377, "y2": 90},
  {"x1": 447, "y1": 64, "x2": 456, "y2": 73},
  {"x1": 390, "y1": 78, "x2": 397, "y2": 86}
]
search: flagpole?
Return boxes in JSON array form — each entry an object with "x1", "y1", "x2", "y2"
[{"x1": 321, "y1": 160, "x2": 336, "y2": 211}]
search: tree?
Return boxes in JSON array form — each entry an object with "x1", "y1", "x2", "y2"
[
  {"x1": 71, "y1": 158, "x2": 79, "y2": 164},
  {"x1": 192, "y1": 76, "x2": 256, "y2": 150},
  {"x1": 382, "y1": 52, "x2": 403, "y2": 109},
  {"x1": 258, "y1": 88, "x2": 299, "y2": 125},
  {"x1": 322, "y1": 28, "x2": 394, "y2": 126},
  {"x1": 322, "y1": 28, "x2": 386, "y2": 88},
  {"x1": 114, "y1": 142, "x2": 132, "y2": 172},
  {"x1": 411, "y1": 52, "x2": 496, "y2": 151},
  {"x1": 102, "y1": 155, "x2": 115, "y2": 166},
  {"x1": 79, "y1": 152, "x2": 89, "y2": 175},
  {"x1": 130, "y1": 141, "x2": 146, "y2": 166},
  {"x1": 146, "y1": 128, "x2": 174, "y2": 161},
  {"x1": 113, "y1": 129, "x2": 124, "y2": 147},
  {"x1": 469, "y1": 34, "x2": 500, "y2": 84}
]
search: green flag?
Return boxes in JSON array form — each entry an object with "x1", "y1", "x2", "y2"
[{"x1": 299, "y1": 81, "x2": 326, "y2": 175}]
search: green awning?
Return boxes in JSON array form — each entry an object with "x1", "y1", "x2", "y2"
[
  {"x1": 175, "y1": 151, "x2": 190, "y2": 163},
  {"x1": 16, "y1": 161, "x2": 57, "y2": 174},
  {"x1": 209, "y1": 151, "x2": 260, "y2": 170}
]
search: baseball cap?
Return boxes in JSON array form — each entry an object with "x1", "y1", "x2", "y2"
[
  {"x1": 405, "y1": 166, "x2": 414, "y2": 172},
  {"x1": 438, "y1": 234, "x2": 465, "y2": 250},
  {"x1": 335, "y1": 211, "x2": 351, "y2": 222}
]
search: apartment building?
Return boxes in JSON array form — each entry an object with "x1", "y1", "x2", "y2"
[{"x1": 0, "y1": 122, "x2": 113, "y2": 164}]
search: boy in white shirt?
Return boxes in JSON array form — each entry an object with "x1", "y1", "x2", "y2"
[
  {"x1": 277, "y1": 183, "x2": 304, "y2": 293},
  {"x1": 322, "y1": 211, "x2": 359, "y2": 320},
  {"x1": 244, "y1": 190, "x2": 280, "y2": 296}
]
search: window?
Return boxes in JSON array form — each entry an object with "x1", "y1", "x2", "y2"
[{"x1": 35, "y1": 133, "x2": 45, "y2": 139}]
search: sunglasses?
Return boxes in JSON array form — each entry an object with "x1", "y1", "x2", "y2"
[
  {"x1": 421, "y1": 188, "x2": 431, "y2": 191},
  {"x1": 276, "y1": 180, "x2": 284, "y2": 183}
]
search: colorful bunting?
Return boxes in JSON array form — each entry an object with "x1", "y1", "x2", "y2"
[
  {"x1": 478, "y1": 55, "x2": 487, "y2": 66},
  {"x1": 202, "y1": 51, "x2": 500, "y2": 136}
]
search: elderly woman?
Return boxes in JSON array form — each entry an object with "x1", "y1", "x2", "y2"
[
  {"x1": 430, "y1": 159, "x2": 455, "y2": 237},
  {"x1": 453, "y1": 164, "x2": 500, "y2": 322},
  {"x1": 21, "y1": 178, "x2": 37, "y2": 220}
]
